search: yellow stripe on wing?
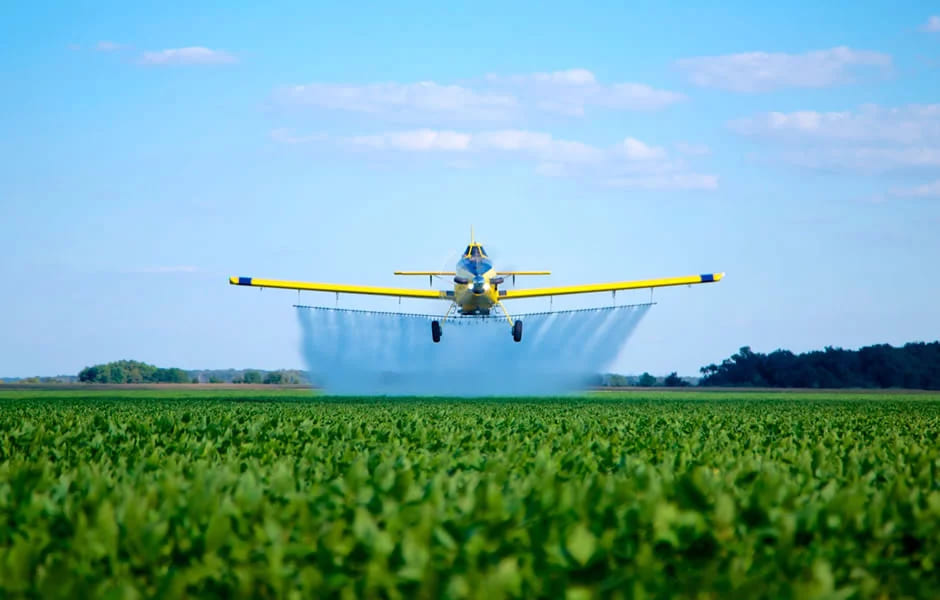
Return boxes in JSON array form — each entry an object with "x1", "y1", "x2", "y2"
[
  {"x1": 229, "y1": 276, "x2": 448, "y2": 299},
  {"x1": 393, "y1": 271, "x2": 456, "y2": 276},
  {"x1": 495, "y1": 271, "x2": 551, "y2": 276},
  {"x1": 502, "y1": 273, "x2": 724, "y2": 299}
]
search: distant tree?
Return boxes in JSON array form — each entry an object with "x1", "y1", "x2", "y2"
[
  {"x1": 78, "y1": 366, "x2": 100, "y2": 382},
  {"x1": 603, "y1": 374, "x2": 630, "y2": 387},
  {"x1": 637, "y1": 372, "x2": 657, "y2": 387},
  {"x1": 151, "y1": 368, "x2": 189, "y2": 383},
  {"x1": 79, "y1": 360, "x2": 164, "y2": 383},
  {"x1": 107, "y1": 364, "x2": 127, "y2": 384},
  {"x1": 77, "y1": 361, "x2": 316, "y2": 385},
  {"x1": 700, "y1": 341, "x2": 940, "y2": 390},
  {"x1": 664, "y1": 372, "x2": 690, "y2": 387}
]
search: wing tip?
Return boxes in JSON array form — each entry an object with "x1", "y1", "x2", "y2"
[{"x1": 230, "y1": 276, "x2": 253, "y2": 286}]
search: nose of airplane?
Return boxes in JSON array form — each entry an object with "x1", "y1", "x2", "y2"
[{"x1": 472, "y1": 276, "x2": 485, "y2": 294}]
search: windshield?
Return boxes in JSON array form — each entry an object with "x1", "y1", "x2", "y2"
[
  {"x1": 464, "y1": 244, "x2": 487, "y2": 258},
  {"x1": 459, "y1": 256, "x2": 493, "y2": 276}
]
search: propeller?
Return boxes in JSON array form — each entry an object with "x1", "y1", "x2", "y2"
[
  {"x1": 486, "y1": 242, "x2": 521, "y2": 287},
  {"x1": 431, "y1": 249, "x2": 462, "y2": 287},
  {"x1": 441, "y1": 249, "x2": 462, "y2": 273}
]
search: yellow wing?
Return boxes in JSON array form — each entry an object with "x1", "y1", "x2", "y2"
[
  {"x1": 229, "y1": 276, "x2": 448, "y2": 299},
  {"x1": 496, "y1": 271, "x2": 551, "y2": 276},
  {"x1": 502, "y1": 273, "x2": 724, "y2": 299},
  {"x1": 393, "y1": 271, "x2": 456, "y2": 276}
]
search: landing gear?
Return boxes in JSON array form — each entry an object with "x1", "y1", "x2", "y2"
[
  {"x1": 431, "y1": 320, "x2": 442, "y2": 343},
  {"x1": 494, "y1": 299, "x2": 523, "y2": 343}
]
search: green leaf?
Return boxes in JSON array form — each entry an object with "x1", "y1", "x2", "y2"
[
  {"x1": 205, "y1": 509, "x2": 230, "y2": 554},
  {"x1": 566, "y1": 523, "x2": 596, "y2": 566}
]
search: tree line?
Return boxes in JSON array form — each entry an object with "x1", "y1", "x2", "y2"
[
  {"x1": 598, "y1": 372, "x2": 692, "y2": 387},
  {"x1": 77, "y1": 360, "x2": 305, "y2": 385},
  {"x1": 699, "y1": 342, "x2": 940, "y2": 390},
  {"x1": 78, "y1": 360, "x2": 191, "y2": 384}
]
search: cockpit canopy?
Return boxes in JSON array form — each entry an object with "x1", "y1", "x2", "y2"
[{"x1": 464, "y1": 243, "x2": 487, "y2": 258}]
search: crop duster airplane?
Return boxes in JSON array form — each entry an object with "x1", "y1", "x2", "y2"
[{"x1": 230, "y1": 232, "x2": 724, "y2": 343}]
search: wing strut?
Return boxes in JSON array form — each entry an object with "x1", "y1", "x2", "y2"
[{"x1": 495, "y1": 300, "x2": 514, "y2": 326}]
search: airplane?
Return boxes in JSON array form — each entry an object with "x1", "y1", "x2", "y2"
[{"x1": 230, "y1": 230, "x2": 724, "y2": 343}]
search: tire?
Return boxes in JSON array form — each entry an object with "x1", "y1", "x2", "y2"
[
  {"x1": 431, "y1": 320, "x2": 442, "y2": 343},
  {"x1": 512, "y1": 320, "x2": 523, "y2": 343}
]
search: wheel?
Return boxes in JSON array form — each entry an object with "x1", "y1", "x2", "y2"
[
  {"x1": 512, "y1": 320, "x2": 523, "y2": 343},
  {"x1": 431, "y1": 320, "x2": 442, "y2": 343}
]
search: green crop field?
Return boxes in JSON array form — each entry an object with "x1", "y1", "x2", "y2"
[{"x1": 1, "y1": 389, "x2": 938, "y2": 599}]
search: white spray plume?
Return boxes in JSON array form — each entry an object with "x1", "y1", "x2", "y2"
[{"x1": 296, "y1": 304, "x2": 651, "y2": 396}]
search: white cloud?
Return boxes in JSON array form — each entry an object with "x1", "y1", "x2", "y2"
[
  {"x1": 606, "y1": 174, "x2": 719, "y2": 190},
  {"x1": 779, "y1": 147, "x2": 940, "y2": 172},
  {"x1": 487, "y1": 69, "x2": 684, "y2": 115},
  {"x1": 529, "y1": 68, "x2": 597, "y2": 85},
  {"x1": 341, "y1": 129, "x2": 671, "y2": 165},
  {"x1": 275, "y1": 127, "x2": 715, "y2": 189},
  {"x1": 890, "y1": 180, "x2": 940, "y2": 198},
  {"x1": 730, "y1": 105, "x2": 940, "y2": 144},
  {"x1": 618, "y1": 137, "x2": 666, "y2": 160},
  {"x1": 278, "y1": 69, "x2": 683, "y2": 121},
  {"x1": 675, "y1": 142, "x2": 711, "y2": 156},
  {"x1": 140, "y1": 47, "x2": 236, "y2": 65},
  {"x1": 349, "y1": 129, "x2": 472, "y2": 151},
  {"x1": 344, "y1": 129, "x2": 603, "y2": 163},
  {"x1": 472, "y1": 130, "x2": 555, "y2": 151},
  {"x1": 677, "y1": 47, "x2": 892, "y2": 92},
  {"x1": 731, "y1": 104, "x2": 940, "y2": 172},
  {"x1": 921, "y1": 16, "x2": 940, "y2": 32},
  {"x1": 95, "y1": 41, "x2": 124, "y2": 52},
  {"x1": 474, "y1": 130, "x2": 603, "y2": 162},
  {"x1": 600, "y1": 83, "x2": 685, "y2": 110},
  {"x1": 278, "y1": 81, "x2": 517, "y2": 121}
]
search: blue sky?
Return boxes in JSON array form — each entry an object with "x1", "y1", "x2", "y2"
[{"x1": 2, "y1": 1, "x2": 939, "y2": 377}]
